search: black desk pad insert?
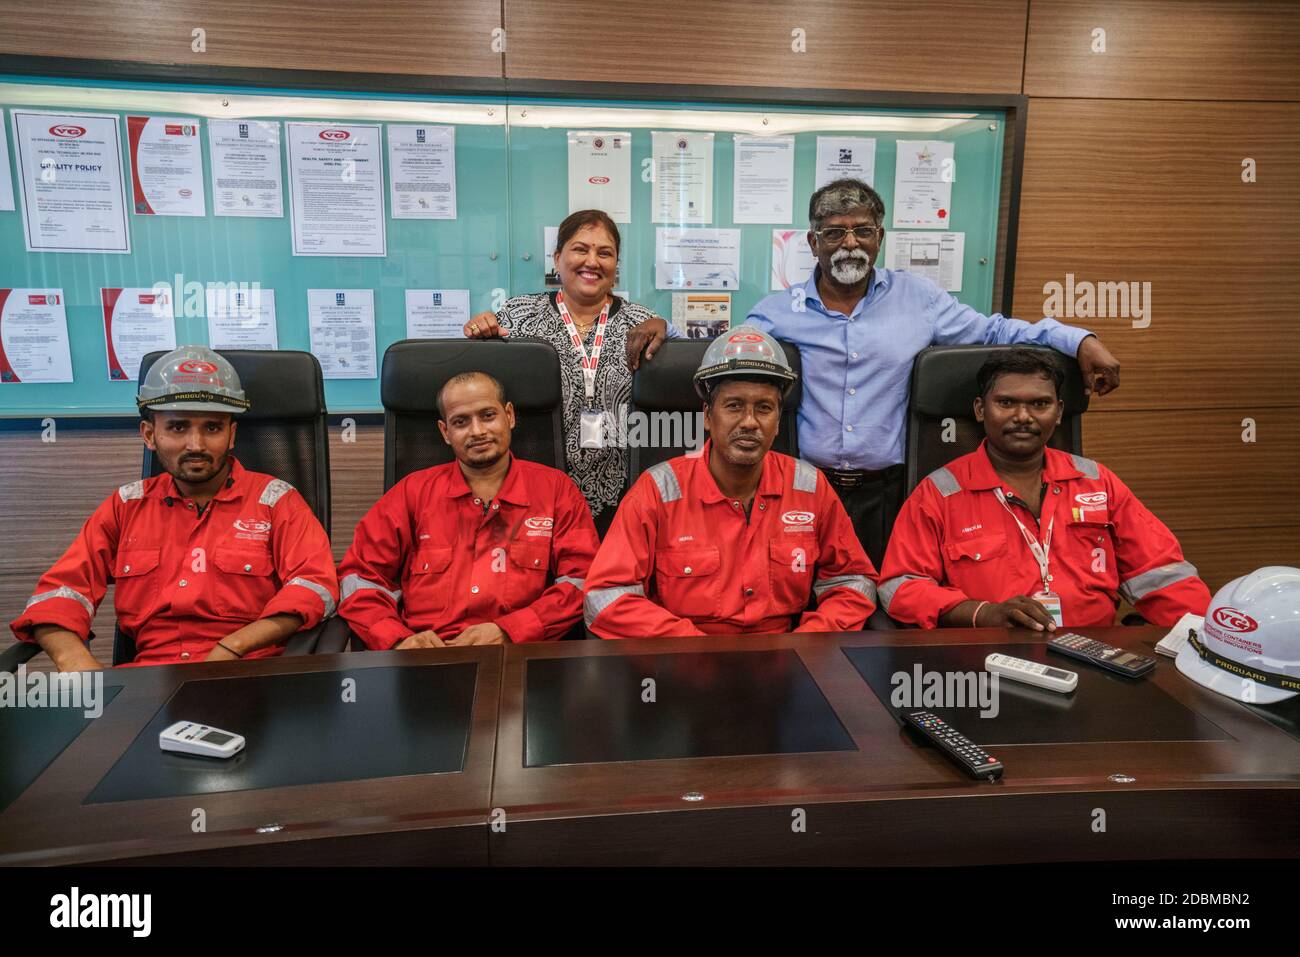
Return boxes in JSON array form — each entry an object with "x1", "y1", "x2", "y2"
[
  {"x1": 524, "y1": 650, "x2": 856, "y2": 767},
  {"x1": 1, "y1": 681, "x2": 123, "y2": 813},
  {"x1": 87, "y1": 664, "x2": 476, "y2": 804},
  {"x1": 844, "y1": 643, "x2": 1232, "y2": 746}
]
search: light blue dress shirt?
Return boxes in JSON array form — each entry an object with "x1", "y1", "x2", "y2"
[{"x1": 747, "y1": 266, "x2": 1092, "y2": 471}]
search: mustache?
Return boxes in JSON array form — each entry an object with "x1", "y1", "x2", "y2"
[{"x1": 831, "y1": 249, "x2": 870, "y2": 263}]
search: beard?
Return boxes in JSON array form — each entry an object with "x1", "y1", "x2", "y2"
[
  {"x1": 169, "y1": 449, "x2": 229, "y2": 485},
  {"x1": 829, "y1": 249, "x2": 871, "y2": 284}
]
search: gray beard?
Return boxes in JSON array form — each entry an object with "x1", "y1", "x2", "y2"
[{"x1": 830, "y1": 255, "x2": 870, "y2": 284}]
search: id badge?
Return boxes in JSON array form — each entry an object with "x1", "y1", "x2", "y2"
[
  {"x1": 579, "y1": 409, "x2": 605, "y2": 449},
  {"x1": 1035, "y1": 591, "x2": 1065, "y2": 628}
]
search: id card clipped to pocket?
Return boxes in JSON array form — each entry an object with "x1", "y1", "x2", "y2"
[{"x1": 579, "y1": 409, "x2": 605, "y2": 449}]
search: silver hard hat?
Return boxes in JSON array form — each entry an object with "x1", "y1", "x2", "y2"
[
  {"x1": 692, "y1": 324, "x2": 797, "y2": 399},
  {"x1": 137, "y1": 346, "x2": 250, "y2": 415}
]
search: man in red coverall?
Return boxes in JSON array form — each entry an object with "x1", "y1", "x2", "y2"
[
  {"x1": 584, "y1": 325, "x2": 878, "y2": 639},
  {"x1": 10, "y1": 346, "x2": 339, "y2": 670},
  {"x1": 338, "y1": 371, "x2": 598, "y2": 649},
  {"x1": 878, "y1": 347, "x2": 1211, "y2": 630}
]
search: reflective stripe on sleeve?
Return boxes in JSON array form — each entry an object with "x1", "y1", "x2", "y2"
[
  {"x1": 259, "y1": 479, "x2": 294, "y2": 507},
  {"x1": 927, "y1": 467, "x2": 960, "y2": 497},
  {"x1": 340, "y1": 573, "x2": 402, "y2": 605},
  {"x1": 1070, "y1": 454, "x2": 1100, "y2": 479},
  {"x1": 583, "y1": 584, "x2": 645, "y2": 626},
  {"x1": 554, "y1": 576, "x2": 585, "y2": 590},
  {"x1": 812, "y1": 574, "x2": 876, "y2": 602},
  {"x1": 1119, "y1": 561, "x2": 1199, "y2": 605},
  {"x1": 878, "y1": 574, "x2": 933, "y2": 612},
  {"x1": 646, "y1": 462, "x2": 682, "y2": 503},
  {"x1": 793, "y1": 459, "x2": 819, "y2": 493},
  {"x1": 287, "y1": 577, "x2": 337, "y2": 617},
  {"x1": 24, "y1": 586, "x2": 95, "y2": 617}
]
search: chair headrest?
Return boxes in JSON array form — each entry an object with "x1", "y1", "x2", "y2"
[
  {"x1": 910, "y1": 344, "x2": 1090, "y2": 418},
  {"x1": 381, "y1": 339, "x2": 563, "y2": 414}
]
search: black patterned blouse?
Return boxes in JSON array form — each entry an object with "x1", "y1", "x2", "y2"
[{"x1": 495, "y1": 292, "x2": 658, "y2": 522}]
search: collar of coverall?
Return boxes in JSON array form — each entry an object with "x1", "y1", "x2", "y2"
[
  {"x1": 690, "y1": 439, "x2": 786, "y2": 505},
  {"x1": 964, "y1": 440, "x2": 1087, "y2": 492},
  {"x1": 445, "y1": 452, "x2": 529, "y2": 507},
  {"x1": 153, "y1": 455, "x2": 246, "y2": 503}
]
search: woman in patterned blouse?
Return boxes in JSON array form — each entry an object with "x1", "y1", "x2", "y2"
[{"x1": 465, "y1": 209, "x2": 677, "y2": 535}]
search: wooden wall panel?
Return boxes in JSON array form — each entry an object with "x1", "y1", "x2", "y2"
[
  {"x1": 327, "y1": 422, "x2": 385, "y2": 563},
  {"x1": 1011, "y1": 98, "x2": 1300, "y2": 411},
  {"x1": 1084, "y1": 408, "x2": 1300, "y2": 532},
  {"x1": 0, "y1": 428, "x2": 139, "y2": 670},
  {"x1": 502, "y1": 0, "x2": 1028, "y2": 93},
  {"x1": 1025, "y1": 0, "x2": 1300, "y2": 101},
  {"x1": 1176, "y1": 525, "x2": 1300, "y2": 595},
  {"x1": 0, "y1": 0, "x2": 504, "y2": 79}
]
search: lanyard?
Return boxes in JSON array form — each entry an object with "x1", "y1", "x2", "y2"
[
  {"x1": 556, "y1": 291, "x2": 609, "y2": 408},
  {"x1": 993, "y1": 486, "x2": 1056, "y2": 593}
]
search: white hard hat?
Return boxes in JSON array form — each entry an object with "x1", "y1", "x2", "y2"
[
  {"x1": 137, "y1": 346, "x2": 249, "y2": 415},
  {"x1": 1176, "y1": 566, "x2": 1300, "y2": 705},
  {"x1": 692, "y1": 324, "x2": 797, "y2": 399}
]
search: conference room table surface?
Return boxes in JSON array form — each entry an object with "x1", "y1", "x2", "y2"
[{"x1": 2, "y1": 626, "x2": 1298, "y2": 866}]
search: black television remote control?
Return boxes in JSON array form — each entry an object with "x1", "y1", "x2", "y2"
[
  {"x1": 902, "y1": 711, "x2": 1004, "y2": 781},
  {"x1": 1048, "y1": 632, "x2": 1156, "y2": 678}
]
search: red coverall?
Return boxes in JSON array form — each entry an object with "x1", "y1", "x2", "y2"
[
  {"x1": 10, "y1": 458, "x2": 339, "y2": 665},
  {"x1": 878, "y1": 442, "x2": 1212, "y2": 628},
  {"x1": 584, "y1": 444, "x2": 878, "y2": 638},
  {"x1": 337, "y1": 456, "x2": 598, "y2": 648}
]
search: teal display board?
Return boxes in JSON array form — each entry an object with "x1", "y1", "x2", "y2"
[{"x1": 0, "y1": 76, "x2": 1005, "y2": 415}]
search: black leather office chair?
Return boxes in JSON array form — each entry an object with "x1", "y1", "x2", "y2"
[
  {"x1": 905, "y1": 344, "x2": 1089, "y2": 496},
  {"x1": 626, "y1": 339, "x2": 803, "y2": 487},
  {"x1": 312, "y1": 339, "x2": 570, "y2": 655},
  {"x1": 871, "y1": 344, "x2": 1091, "y2": 631},
  {"x1": 380, "y1": 338, "x2": 565, "y2": 490}
]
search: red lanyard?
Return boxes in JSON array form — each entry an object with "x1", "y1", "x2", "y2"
[
  {"x1": 556, "y1": 291, "x2": 609, "y2": 408},
  {"x1": 993, "y1": 486, "x2": 1056, "y2": 593}
]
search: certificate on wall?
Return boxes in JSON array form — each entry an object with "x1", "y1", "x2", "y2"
[
  {"x1": 815, "y1": 136, "x2": 876, "y2": 189},
  {"x1": 567, "y1": 131, "x2": 631, "y2": 223},
  {"x1": 670, "y1": 292, "x2": 732, "y2": 339},
  {"x1": 387, "y1": 124, "x2": 456, "y2": 220},
  {"x1": 127, "y1": 116, "x2": 206, "y2": 216},
  {"x1": 652, "y1": 131, "x2": 713, "y2": 224},
  {"x1": 892, "y1": 140, "x2": 955, "y2": 228},
  {"x1": 102, "y1": 287, "x2": 177, "y2": 381},
  {"x1": 0, "y1": 289, "x2": 73, "y2": 383},
  {"x1": 11, "y1": 110, "x2": 131, "y2": 254},
  {"x1": 0, "y1": 118, "x2": 14, "y2": 211},
  {"x1": 885, "y1": 231, "x2": 965, "y2": 291},
  {"x1": 770, "y1": 228, "x2": 816, "y2": 290},
  {"x1": 287, "y1": 122, "x2": 386, "y2": 256},
  {"x1": 209, "y1": 119, "x2": 283, "y2": 218},
  {"x1": 655, "y1": 227, "x2": 741, "y2": 290},
  {"x1": 733, "y1": 136, "x2": 794, "y2": 224},
  {"x1": 307, "y1": 289, "x2": 376, "y2": 379},
  {"x1": 206, "y1": 287, "x2": 278, "y2": 349},
  {"x1": 405, "y1": 289, "x2": 470, "y2": 338}
]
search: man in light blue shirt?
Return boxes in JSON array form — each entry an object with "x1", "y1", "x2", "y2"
[{"x1": 626, "y1": 178, "x2": 1121, "y2": 564}]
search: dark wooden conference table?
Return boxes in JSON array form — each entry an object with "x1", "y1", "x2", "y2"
[{"x1": 3, "y1": 626, "x2": 1298, "y2": 866}]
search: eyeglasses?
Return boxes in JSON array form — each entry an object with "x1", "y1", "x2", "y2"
[{"x1": 813, "y1": 225, "x2": 880, "y2": 245}]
